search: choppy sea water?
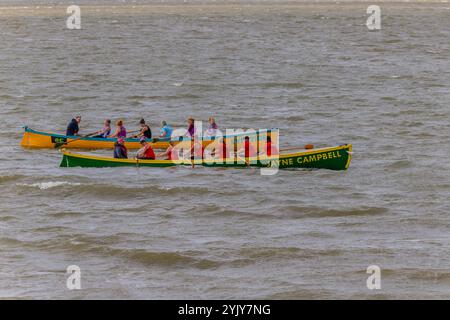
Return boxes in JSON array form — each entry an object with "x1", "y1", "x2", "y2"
[{"x1": 1, "y1": 2, "x2": 450, "y2": 299}]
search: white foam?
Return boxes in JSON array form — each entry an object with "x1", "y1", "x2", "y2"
[{"x1": 19, "y1": 182, "x2": 82, "y2": 190}]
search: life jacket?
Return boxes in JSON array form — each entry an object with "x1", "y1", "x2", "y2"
[
  {"x1": 244, "y1": 141, "x2": 257, "y2": 158},
  {"x1": 144, "y1": 145, "x2": 155, "y2": 159},
  {"x1": 216, "y1": 143, "x2": 229, "y2": 159},
  {"x1": 118, "y1": 126, "x2": 127, "y2": 138},
  {"x1": 267, "y1": 141, "x2": 279, "y2": 157},
  {"x1": 187, "y1": 124, "x2": 195, "y2": 137},
  {"x1": 267, "y1": 142, "x2": 271, "y2": 156},
  {"x1": 167, "y1": 146, "x2": 179, "y2": 161},
  {"x1": 143, "y1": 125, "x2": 152, "y2": 139},
  {"x1": 101, "y1": 127, "x2": 111, "y2": 138}
]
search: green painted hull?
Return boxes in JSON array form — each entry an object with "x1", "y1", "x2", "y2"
[{"x1": 60, "y1": 144, "x2": 352, "y2": 171}]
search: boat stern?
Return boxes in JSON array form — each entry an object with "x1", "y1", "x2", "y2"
[
  {"x1": 344, "y1": 144, "x2": 353, "y2": 170},
  {"x1": 59, "y1": 150, "x2": 70, "y2": 167},
  {"x1": 278, "y1": 144, "x2": 353, "y2": 171},
  {"x1": 20, "y1": 126, "x2": 55, "y2": 148},
  {"x1": 20, "y1": 126, "x2": 31, "y2": 148}
]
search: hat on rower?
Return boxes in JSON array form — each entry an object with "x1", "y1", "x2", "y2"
[
  {"x1": 139, "y1": 137, "x2": 146, "y2": 144},
  {"x1": 117, "y1": 138, "x2": 125, "y2": 144}
]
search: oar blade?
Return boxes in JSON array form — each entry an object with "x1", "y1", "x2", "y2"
[
  {"x1": 54, "y1": 132, "x2": 98, "y2": 149},
  {"x1": 54, "y1": 142, "x2": 65, "y2": 149}
]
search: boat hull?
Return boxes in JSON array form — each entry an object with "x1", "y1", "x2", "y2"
[
  {"x1": 21, "y1": 126, "x2": 171, "y2": 149},
  {"x1": 21, "y1": 126, "x2": 278, "y2": 150},
  {"x1": 60, "y1": 144, "x2": 352, "y2": 170}
]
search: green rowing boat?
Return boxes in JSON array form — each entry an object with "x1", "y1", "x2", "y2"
[{"x1": 60, "y1": 144, "x2": 352, "y2": 170}]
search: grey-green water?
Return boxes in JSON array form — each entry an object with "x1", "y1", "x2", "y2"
[{"x1": 1, "y1": 2, "x2": 450, "y2": 299}]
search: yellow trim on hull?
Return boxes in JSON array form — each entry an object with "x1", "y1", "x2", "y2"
[{"x1": 20, "y1": 130, "x2": 171, "y2": 149}]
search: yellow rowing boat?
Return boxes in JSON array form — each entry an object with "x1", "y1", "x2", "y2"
[{"x1": 21, "y1": 126, "x2": 278, "y2": 150}]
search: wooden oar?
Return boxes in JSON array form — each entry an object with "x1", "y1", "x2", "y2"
[
  {"x1": 54, "y1": 131, "x2": 99, "y2": 149},
  {"x1": 280, "y1": 144, "x2": 314, "y2": 152},
  {"x1": 125, "y1": 130, "x2": 142, "y2": 139}
]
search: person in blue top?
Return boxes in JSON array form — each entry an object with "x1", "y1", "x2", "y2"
[
  {"x1": 159, "y1": 120, "x2": 173, "y2": 140},
  {"x1": 66, "y1": 116, "x2": 81, "y2": 136}
]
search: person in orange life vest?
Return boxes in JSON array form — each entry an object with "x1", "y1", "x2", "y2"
[{"x1": 136, "y1": 137, "x2": 155, "y2": 160}]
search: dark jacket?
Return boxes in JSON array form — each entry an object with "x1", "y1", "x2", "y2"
[
  {"x1": 66, "y1": 119, "x2": 79, "y2": 136},
  {"x1": 114, "y1": 143, "x2": 128, "y2": 159}
]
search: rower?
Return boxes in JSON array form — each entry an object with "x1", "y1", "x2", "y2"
[
  {"x1": 158, "y1": 120, "x2": 173, "y2": 140},
  {"x1": 206, "y1": 117, "x2": 218, "y2": 137},
  {"x1": 94, "y1": 119, "x2": 111, "y2": 138},
  {"x1": 136, "y1": 137, "x2": 155, "y2": 160},
  {"x1": 185, "y1": 117, "x2": 195, "y2": 137},
  {"x1": 237, "y1": 136, "x2": 257, "y2": 159},
  {"x1": 66, "y1": 116, "x2": 81, "y2": 136},
  {"x1": 109, "y1": 120, "x2": 127, "y2": 138},
  {"x1": 113, "y1": 138, "x2": 128, "y2": 159},
  {"x1": 133, "y1": 118, "x2": 152, "y2": 139},
  {"x1": 191, "y1": 138, "x2": 204, "y2": 159},
  {"x1": 157, "y1": 141, "x2": 178, "y2": 161},
  {"x1": 215, "y1": 138, "x2": 229, "y2": 159},
  {"x1": 258, "y1": 136, "x2": 279, "y2": 157}
]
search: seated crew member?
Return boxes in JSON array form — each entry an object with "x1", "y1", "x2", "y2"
[
  {"x1": 66, "y1": 116, "x2": 81, "y2": 136},
  {"x1": 215, "y1": 139, "x2": 230, "y2": 160},
  {"x1": 237, "y1": 136, "x2": 257, "y2": 159},
  {"x1": 258, "y1": 136, "x2": 279, "y2": 157},
  {"x1": 133, "y1": 118, "x2": 152, "y2": 139},
  {"x1": 189, "y1": 136, "x2": 204, "y2": 160},
  {"x1": 158, "y1": 120, "x2": 173, "y2": 140},
  {"x1": 185, "y1": 117, "x2": 195, "y2": 137},
  {"x1": 157, "y1": 141, "x2": 179, "y2": 161},
  {"x1": 206, "y1": 117, "x2": 218, "y2": 137},
  {"x1": 109, "y1": 120, "x2": 127, "y2": 138},
  {"x1": 94, "y1": 119, "x2": 111, "y2": 138},
  {"x1": 113, "y1": 138, "x2": 128, "y2": 159},
  {"x1": 136, "y1": 137, "x2": 155, "y2": 160}
]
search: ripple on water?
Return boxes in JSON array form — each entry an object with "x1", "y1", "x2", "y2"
[{"x1": 278, "y1": 206, "x2": 389, "y2": 219}]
